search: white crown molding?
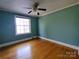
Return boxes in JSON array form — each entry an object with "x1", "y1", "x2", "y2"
[
  {"x1": 39, "y1": 37, "x2": 79, "y2": 50},
  {"x1": 41, "y1": 2, "x2": 79, "y2": 16},
  {"x1": 0, "y1": 36, "x2": 37, "y2": 48}
]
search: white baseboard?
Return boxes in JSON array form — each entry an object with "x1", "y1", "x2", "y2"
[
  {"x1": 39, "y1": 37, "x2": 79, "y2": 50},
  {"x1": 0, "y1": 36, "x2": 78, "y2": 50},
  {"x1": 32, "y1": 36, "x2": 38, "y2": 38},
  {"x1": 0, "y1": 36, "x2": 37, "y2": 48}
]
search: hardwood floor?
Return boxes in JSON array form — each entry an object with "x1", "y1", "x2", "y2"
[{"x1": 0, "y1": 38, "x2": 78, "y2": 59}]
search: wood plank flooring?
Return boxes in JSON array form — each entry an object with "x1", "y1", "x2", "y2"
[{"x1": 0, "y1": 38, "x2": 78, "y2": 59}]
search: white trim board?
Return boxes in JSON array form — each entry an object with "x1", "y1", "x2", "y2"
[
  {"x1": 41, "y1": 2, "x2": 79, "y2": 16},
  {"x1": 0, "y1": 36, "x2": 37, "y2": 48},
  {"x1": 39, "y1": 37, "x2": 79, "y2": 50},
  {"x1": 32, "y1": 36, "x2": 38, "y2": 38}
]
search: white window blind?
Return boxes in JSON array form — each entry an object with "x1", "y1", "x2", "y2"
[{"x1": 15, "y1": 17, "x2": 31, "y2": 35}]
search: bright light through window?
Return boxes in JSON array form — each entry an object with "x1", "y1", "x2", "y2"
[{"x1": 15, "y1": 17, "x2": 31, "y2": 35}]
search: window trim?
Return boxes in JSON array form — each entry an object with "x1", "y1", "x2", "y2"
[{"x1": 15, "y1": 16, "x2": 31, "y2": 35}]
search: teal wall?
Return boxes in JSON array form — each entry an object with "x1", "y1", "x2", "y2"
[
  {"x1": 0, "y1": 5, "x2": 79, "y2": 46},
  {"x1": 0, "y1": 10, "x2": 38, "y2": 44},
  {"x1": 39, "y1": 5, "x2": 79, "y2": 46}
]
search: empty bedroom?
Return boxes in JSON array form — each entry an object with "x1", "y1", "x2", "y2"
[{"x1": 0, "y1": 0, "x2": 79, "y2": 59}]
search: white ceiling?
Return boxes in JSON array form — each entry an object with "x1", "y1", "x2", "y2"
[{"x1": 0, "y1": 0, "x2": 79, "y2": 17}]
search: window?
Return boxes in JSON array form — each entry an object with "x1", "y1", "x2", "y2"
[{"x1": 15, "y1": 17, "x2": 31, "y2": 35}]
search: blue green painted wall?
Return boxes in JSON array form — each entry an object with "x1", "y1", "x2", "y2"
[
  {"x1": 0, "y1": 10, "x2": 38, "y2": 44},
  {"x1": 0, "y1": 5, "x2": 79, "y2": 46},
  {"x1": 39, "y1": 5, "x2": 79, "y2": 46}
]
